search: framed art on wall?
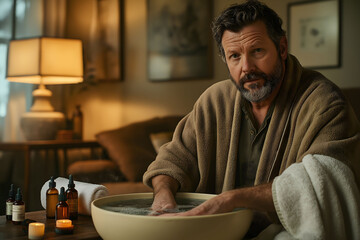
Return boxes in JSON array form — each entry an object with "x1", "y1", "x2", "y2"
[
  {"x1": 287, "y1": 0, "x2": 340, "y2": 69},
  {"x1": 147, "y1": 0, "x2": 212, "y2": 81}
]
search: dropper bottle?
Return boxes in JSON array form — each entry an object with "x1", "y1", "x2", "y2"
[
  {"x1": 46, "y1": 176, "x2": 58, "y2": 219},
  {"x1": 66, "y1": 175, "x2": 78, "y2": 220},
  {"x1": 56, "y1": 187, "x2": 69, "y2": 220},
  {"x1": 6, "y1": 184, "x2": 15, "y2": 220},
  {"x1": 12, "y1": 188, "x2": 25, "y2": 225}
]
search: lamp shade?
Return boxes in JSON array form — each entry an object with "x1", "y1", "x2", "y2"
[{"x1": 7, "y1": 37, "x2": 83, "y2": 84}]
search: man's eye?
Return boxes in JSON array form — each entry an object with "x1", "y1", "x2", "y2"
[
  {"x1": 229, "y1": 53, "x2": 240, "y2": 59},
  {"x1": 252, "y1": 48, "x2": 265, "y2": 58}
]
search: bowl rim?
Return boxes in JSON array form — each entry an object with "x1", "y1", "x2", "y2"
[{"x1": 91, "y1": 192, "x2": 252, "y2": 220}]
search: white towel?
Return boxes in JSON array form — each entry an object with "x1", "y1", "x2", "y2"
[
  {"x1": 269, "y1": 154, "x2": 360, "y2": 239},
  {"x1": 40, "y1": 177, "x2": 109, "y2": 215}
]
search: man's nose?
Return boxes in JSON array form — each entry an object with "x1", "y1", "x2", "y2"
[{"x1": 241, "y1": 55, "x2": 255, "y2": 73}]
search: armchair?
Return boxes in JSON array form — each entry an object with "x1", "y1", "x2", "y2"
[{"x1": 67, "y1": 116, "x2": 183, "y2": 195}]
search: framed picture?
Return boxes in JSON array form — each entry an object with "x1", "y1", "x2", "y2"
[
  {"x1": 147, "y1": 0, "x2": 212, "y2": 81},
  {"x1": 287, "y1": 0, "x2": 340, "y2": 69},
  {"x1": 66, "y1": 0, "x2": 122, "y2": 82}
]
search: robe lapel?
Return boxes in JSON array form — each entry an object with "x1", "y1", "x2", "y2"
[
  {"x1": 255, "y1": 55, "x2": 304, "y2": 185},
  {"x1": 222, "y1": 90, "x2": 243, "y2": 192}
]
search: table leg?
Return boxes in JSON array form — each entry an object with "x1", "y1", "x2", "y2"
[
  {"x1": 63, "y1": 149, "x2": 68, "y2": 177},
  {"x1": 24, "y1": 149, "x2": 30, "y2": 207}
]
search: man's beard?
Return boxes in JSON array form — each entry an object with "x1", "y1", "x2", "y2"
[{"x1": 230, "y1": 58, "x2": 283, "y2": 103}]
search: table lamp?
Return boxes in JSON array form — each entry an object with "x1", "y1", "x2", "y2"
[{"x1": 6, "y1": 37, "x2": 83, "y2": 140}]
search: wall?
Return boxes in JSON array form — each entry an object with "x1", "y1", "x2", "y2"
[
  {"x1": 263, "y1": 0, "x2": 360, "y2": 88},
  {"x1": 67, "y1": 0, "x2": 360, "y2": 140}
]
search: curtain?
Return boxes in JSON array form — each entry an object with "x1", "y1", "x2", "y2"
[
  {"x1": 0, "y1": 0, "x2": 44, "y2": 142},
  {"x1": 0, "y1": 0, "x2": 68, "y2": 214},
  {"x1": 0, "y1": 0, "x2": 68, "y2": 141},
  {"x1": 2, "y1": 83, "x2": 32, "y2": 141},
  {"x1": 0, "y1": 0, "x2": 14, "y2": 142}
]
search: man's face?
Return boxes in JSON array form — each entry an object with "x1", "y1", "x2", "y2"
[{"x1": 221, "y1": 21, "x2": 287, "y2": 102}]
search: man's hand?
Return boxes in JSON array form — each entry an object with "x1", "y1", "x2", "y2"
[
  {"x1": 161, "y1": 191, "x2": 235, "y2": 216},
  {"x1": 150, "y1": 175, "x2": 179, "y2": 215},
  {"x1": 160, "y1": 183, "x2": 275, "y2": 217}
]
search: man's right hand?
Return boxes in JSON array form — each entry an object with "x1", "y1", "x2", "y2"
[{"x1": 150, "y1": 175, "x2": 179, "y2": 215}]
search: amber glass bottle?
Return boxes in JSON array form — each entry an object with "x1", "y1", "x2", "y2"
[
  {"x1": 46, "y1": 176, "x2": 58, "y2": 219},
  {"x1": 72, "y1": 105, "x2": 83, "y2": 139},
  {"x1": 55, "y1": 187, "x2": 69, "y2": 220},
  {"x1": 6, "y1": 184, "x2": 15, "y2": 220},
  {"x1": 66, "y1": 175, "x2": 78, "y2": 220},
  {"x1": 12, "y1": 188, "x2": 25, "y2": 225}
]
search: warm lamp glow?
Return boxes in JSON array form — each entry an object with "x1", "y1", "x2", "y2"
[
  {"x1": 6, "y1": 37, "x2": 84, "y2": 140},
  {"x1": 6, "y1": 75, "x2": 83, "y2": 85},
  {"x1": 7, "y1": 37, "x2": 83, "y2": 84}
]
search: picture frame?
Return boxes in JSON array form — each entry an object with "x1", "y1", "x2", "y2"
[
  {"x1": 147, "y1": 0, "x2": 213, "y2": 81},
  {"x1": 287, "y1": 0, "x2": 341, "y2": 69}
]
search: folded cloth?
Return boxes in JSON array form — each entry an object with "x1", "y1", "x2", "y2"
[
  {"x1": 40, "y1": 177, "x2": 109, "y2": 215},
  {"x1": 271, "y1": 154, "x2": 360, "y2": 240}
]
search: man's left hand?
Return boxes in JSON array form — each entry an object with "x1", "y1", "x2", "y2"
[{"x1": 160, "y1": 191, "x2": 235, "y2": 216}]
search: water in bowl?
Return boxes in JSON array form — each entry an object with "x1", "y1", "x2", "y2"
[{"x1": 100, "y1": 198, "x2": 205, "y2": 216}]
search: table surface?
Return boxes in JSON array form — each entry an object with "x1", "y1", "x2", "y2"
[
  {"x1": 0, "y1": 140, "x2": 102, "y2": 209},
  {"x1": 0, "y1": 211, "x2": 101, "y2": 239}
]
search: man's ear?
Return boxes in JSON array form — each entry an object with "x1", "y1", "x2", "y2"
[{"x1": 279, "y1": 36, "x2": 288, "y2": 60}]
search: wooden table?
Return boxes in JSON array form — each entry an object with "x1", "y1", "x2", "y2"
[
  {"x1": 0, "y1": 210, "x2": 101, "y2": 239},
  {"x1": 0, "y1": 140, "x2": 101, "y2": 205}
]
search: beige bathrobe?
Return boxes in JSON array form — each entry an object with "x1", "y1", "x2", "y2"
[{"x1": 143, "y1": 54, "x2": 360, "y2": 197}]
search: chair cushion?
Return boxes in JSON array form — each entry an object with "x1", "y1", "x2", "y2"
[
  {"x1": 342, "y1": 88, "x2": 360, "y2": 121},
  {"x1": 67, "y1": 160, "x2": 126, "y2": 184},
  {"x1": 96, "y1": 116, "x2": 182, "y2": 181}
]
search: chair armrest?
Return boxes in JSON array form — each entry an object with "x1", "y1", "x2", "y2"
[{"x1": 103, "y1": 182, "x2": 152, "y2": 195}]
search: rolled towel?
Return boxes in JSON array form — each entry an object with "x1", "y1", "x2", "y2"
[{"x1": 40, "y1": 177, "x2": 108, "y2": 215}]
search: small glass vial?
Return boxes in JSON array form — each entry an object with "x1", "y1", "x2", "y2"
[
  {"x1": 55, "y1": 187, "x2": 69, "y2": 220},
  {"x1": 12, "y1": 188, "x2": 25, "y2": 225},
  {"x1": 66, "y1": 175, "x2": 78, "y2": 220},
  {"x1": 6, "y1": 184, "x2": 15, "y2": 221},
  {"x1": 72, "y1": 105, "x2": 83, "y2": 139},
  {"x1": 46, "y1": 176, "x2": 58, "y2": 219}
]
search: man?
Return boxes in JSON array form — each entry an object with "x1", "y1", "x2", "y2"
[{"x1": 143, "y1": 1, "x2": 360, "y2": 238}]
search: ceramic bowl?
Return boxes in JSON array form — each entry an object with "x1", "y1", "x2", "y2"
[{"x1": 91, "y1": 192, "x2": 253, "y2": 240}]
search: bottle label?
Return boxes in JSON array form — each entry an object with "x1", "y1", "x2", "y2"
[
  {"x1": 68, "y1": 198, "x2": 78, "y2": 214},
  {"x1": 12, "y1": 205, "x2": 25, "y2": 222},
  {"x1": 6, "y1": 202, "x2": 13, "y2": 215}
]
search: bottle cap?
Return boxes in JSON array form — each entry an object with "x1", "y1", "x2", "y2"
[
  {"x1": 68, "y1": 175, "x2": 75, "y2": 188},
  {"x1": 15, "y1": 188, "x2": 22, "y2": 201},
  {"x1": 9, "y1": 184, "x2": 14, "y2": 198},
  {"x1": 49, "y1": 176, "x2": 56, "y2": 188},
  {"x1": 58, "y1": 187, "x2": 67, "y2": 201}
]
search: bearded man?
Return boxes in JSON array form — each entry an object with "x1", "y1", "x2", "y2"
[{"x1": 143, "y1": 1, "x2": 360, "y2": 238}]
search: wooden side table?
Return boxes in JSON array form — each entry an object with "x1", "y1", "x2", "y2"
[
  {"x1": 0, "y1": 210, "x2": 101, "y2": 239},
  {"x1": 0, "y1": 140, "x2": 102, "y2": 206}
]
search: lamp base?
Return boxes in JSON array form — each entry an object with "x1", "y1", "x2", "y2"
[{"x1": 21, "y1": 111, "x2": 65, "y2": 141}]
